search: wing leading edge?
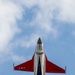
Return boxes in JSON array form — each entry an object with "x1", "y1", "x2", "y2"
[
  {"x1": 14, "y1": 56, "x2": 34, "y2": 72},
  {"x1": 46, "y1": 56, "x2": 66, "y2": 73}
]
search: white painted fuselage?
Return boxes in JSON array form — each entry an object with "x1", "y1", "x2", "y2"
[{"x1": 34, "y1": 41, "x2": 46, "y2": 75}]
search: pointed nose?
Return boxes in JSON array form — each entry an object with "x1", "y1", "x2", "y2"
[{"x1": 37, "y1": 38, "x2": 42, "y2": 44}]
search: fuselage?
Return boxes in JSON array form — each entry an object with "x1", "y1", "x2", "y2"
[{"x1": 34, "y1": 38, "x2": 46, "y2": 75}]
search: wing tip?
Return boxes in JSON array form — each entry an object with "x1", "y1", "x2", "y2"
[
  {"x1": 13, "y1": 63, "x2": 15, "y2": 71},
  {"x1": 65, "y1": 66, "x2": 66, "y2": 74}
]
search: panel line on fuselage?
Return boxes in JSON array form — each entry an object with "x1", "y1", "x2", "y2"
[{"x1": 37, "y1": 57, "x2": 42, "y2": 75}]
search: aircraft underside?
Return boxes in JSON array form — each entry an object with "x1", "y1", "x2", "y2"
[{"x1": 14, "y1": 38, "x2": 66, "y2": 75}]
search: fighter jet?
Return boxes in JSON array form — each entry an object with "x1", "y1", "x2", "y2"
[{"x1": 14, "y1": 38, "x2": 66, "y2": 75}]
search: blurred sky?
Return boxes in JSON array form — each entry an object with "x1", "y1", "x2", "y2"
[{"x1": 0, "y1": 0, "x2": 75, "y2": 75}]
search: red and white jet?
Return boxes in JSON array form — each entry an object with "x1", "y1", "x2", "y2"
[{"x1": 14, "y1": 38, "x2": 66, "y2": 75}]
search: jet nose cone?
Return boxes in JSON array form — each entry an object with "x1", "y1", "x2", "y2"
[{"x1": 37, "y1": 38, "x2": 42, "y2": 44}]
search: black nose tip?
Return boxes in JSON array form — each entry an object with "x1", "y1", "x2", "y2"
[{"x1": 37, "y1": 38, "x2": 42, "y2": 44}]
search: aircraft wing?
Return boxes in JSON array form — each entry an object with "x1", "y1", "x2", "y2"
[
  {"x1": 46, "y1": 57, "x2": 66, "y2": 73},
  {"x1": 14, "y1": 56, "x2": 34, "y2": 72}
]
